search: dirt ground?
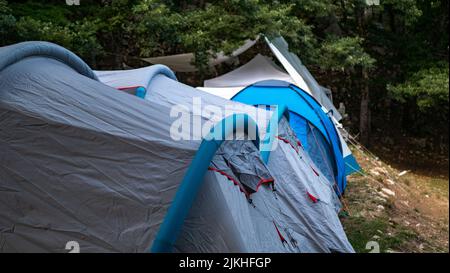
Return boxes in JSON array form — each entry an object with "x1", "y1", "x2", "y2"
[{"x1": 341, "y1": 144, "x2": 449, "y2": 253}]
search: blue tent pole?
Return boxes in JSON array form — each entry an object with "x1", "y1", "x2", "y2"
[
  {"x1": 259, "y1": 104, "x2": 288, "y2": 164},
  {"x1": 150, "y1": 114, "x2": 260, "y2": 253}
]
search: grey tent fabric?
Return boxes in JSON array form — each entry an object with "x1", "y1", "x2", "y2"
[
  {"x1": 268, "y1": 36, "x2": 342, "y2": 121},
  {"x1": 0, "y1": 41, "x2": 98, "y2": 80},
  {"x1": 0, "y1": 42, "x2": 275, "y2": 252},
  {"x1": 277, "y1": 120, "x2": 302, "y2": 153},
  {"x1": 96, "y1": 65, "x2": 353, "y2": 252},
  {"x1": 95, "y1": 64, "x2": 177, "y2": 90},
  {"x1": 1, "y1": 41, "x2": 353, "y2": 253},
  {"x1": 277, "y1": 117, "x2": 342, "y2": 213},
  {"x1": 210, "y1": 140, "x2": 274, "y2": 194},
  {"x1": 321, "y1": 86, "x2": 333, "y2": 101},
  {"x1": 0, "y1": 44, "x2": 199, "y2": 252},
  {"x1": 175, "y1": 170, "x2": 287, "y2": 253},
  {"x1": 175, "y1": 117, "x2": 353, "y2": 253},
  {"x1": 266, "y1": 118, "x2": 352, "y2": 252}
]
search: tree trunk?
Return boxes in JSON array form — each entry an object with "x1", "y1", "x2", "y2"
[{"x1": 359, "y1": 68, "x2": 370, "y2": 146}]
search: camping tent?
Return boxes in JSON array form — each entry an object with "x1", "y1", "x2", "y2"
[
  {"x1": 197, "y1": 38, "x2": 360, "y2": 176},
  {"x1": 197, "y1": 54, "x2": 294, "y2": 98},
  {"x1": 197, "y1": 52, "x2": 336, "y2": 117},
  {"x1": 0, "y1": 41, "x2": 353, "y2": 253},
  {"x1": 142, "y1": 39, "x2": 258, "y2": 73},
  {"x1": 231, "y1": 80, "x2": 347, "y2": 194},
  {"x1": 142, "y1": 35, "x2": 359, "y2": 175},
  {"x1": 264, "y1": 36, "x2": 340, "y2": 120},
  {"x1": 141, "y1": 35, "x2": 340, "y2": 121},
  {"x1": 198, "y1": 56, "x2": 360, "y2": 177}
]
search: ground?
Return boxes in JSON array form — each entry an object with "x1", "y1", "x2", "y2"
[{"x1": 341, "y1": 142, "x2": 449, "y2": 253}]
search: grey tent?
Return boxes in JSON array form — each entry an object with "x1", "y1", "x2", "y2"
[{"x1": 0, "y1": 41, "x2": 353, "y2": 253}]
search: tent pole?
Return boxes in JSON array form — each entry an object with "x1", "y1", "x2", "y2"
[
  {"x1": 259, "y1": 104, "x2": 289, "y2": 164},
  {"x1": 150, "y1": 114, "x2": 260, "y2": 253}
]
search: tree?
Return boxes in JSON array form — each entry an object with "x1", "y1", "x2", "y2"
[
  {"x1": 388, "y1": 64, "x2": 449, "y2": 149},
  {"x1": 1, "y1": 0, "x2": 448, "y2": 148}
]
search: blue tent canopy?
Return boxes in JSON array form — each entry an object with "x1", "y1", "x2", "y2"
[{"x1": 231, "y1": 80, "x2": 347, "y2": 194}]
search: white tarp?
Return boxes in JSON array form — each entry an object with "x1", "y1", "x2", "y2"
[
  {"x1": 204, "y1": 54, "x2": 294, "y2": 88},
  {"x1": 142, "y1": 39, "x2": 258, "y2": 72},
  {"x1": 141, "y1": 35, "x2": 340, "y2": 119},
  {"x1": 198, "y1": 54, "x2": 295, "y2": 99}
]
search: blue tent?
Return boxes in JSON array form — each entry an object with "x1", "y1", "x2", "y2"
[{"x1": 231, "y1": 80, "x2": 347, "y2": 194}]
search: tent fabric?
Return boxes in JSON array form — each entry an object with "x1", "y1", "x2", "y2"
[
  {"x1": 140, "y1": 34, "x2": 340, "y2": 121},
  {"x1": 1, "y1": 41, "x2": 353, "y2": 253},
  {"x1": 196, "y1": 86, "x2": 243, "y2": 100},
  {"x1": 321, "y1": 86, "x2": 333, "y2": 101},
  {"x1": 140, "y1": 35, "x2": 358, "y2": 175},
  {"x1": 95, "y1": 66, "x2": 353, "y2": 249},
  {"x1": 344, "y1": 153, "x2": 361, "y2": 176},
  {"x1": 142, "y1": 39, "x2": 258, "y2": 72},
  {"x1": 176, "y1": 117, "x2": 353, "y2": 253},
  {"x1": 336, "y1": 127, "x2": 361, "y2": 176},
  {"x1": 266, "y1": 36, "x2": 361, "y2": 177},
  {"x1": 199, "y1": 54, "x2": 298, "y2": 99},
  {"x1": 0, "y1": 52, "x2": 196, "y2": 252},
  {"x1": 0, "y1": 42, "x2": 271, "y2": 252},
  {"x1": 94, "y1": 64, "x2": 177, "y2": 91},
  {"x1": 96, "y1": 65, "x2": 273, "y2": 137},
  {"x1": 142, "y1": 53, "x2": 197, "y2": 72},
  {"x1": 0, "y1": 41, "x2": 98, "y2": 80},
  {"x1": 289, "y1": 111, "x2": 336, "y2": 184},
  {"x1": 231, "y1": 80, "x2": 347, "y2": 194},
  {"x1": 211, "y1": 141, "x2": 274, "y2": 195},
  {"x1": 203, "y1": 54, "x2": 294, "y2": 88},
  {"x1": 266, "y1": 36, "x2": 341, "y2": 121},
  {"x1": 197, "y1": 38, "x2": 359, "y2": 176}
]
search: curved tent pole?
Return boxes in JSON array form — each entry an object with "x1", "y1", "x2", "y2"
[
  {"x1": 0, "y1": 41, "x2": 98, "y2": 80},
  {"x1": 254, "y1": 104, "x2": 289, "y2": 164},
  {"x1": 150, "y1": 114, "x2": 260, "y2": 253}
]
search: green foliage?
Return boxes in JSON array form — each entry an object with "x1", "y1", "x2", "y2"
[
  {"x1": 9, "y1": 1, "x2": 72, "y2": 25},
  {"x1": 132, "y1": 0, "x2": 186, "y2": 56},
  {"x1": 0, "y1": 0, "x2": 448, "y2": 142},
  {"x1": 387, "y1": 64, "x2": 448, "y2": 137},
  {"x1": 388, "y1": 65, "x2": 449, "y2": 112},
  {"x1": 0, "y1": 0, "x2": 14, "y2": 35},
  {"x1": 290, "y1": 0, "x2": 333, "y2": 17},
  {"x1": 318, "y1": 37, "x2": 376, "y2": 71},
  {"x1": 0, "y1": 12, "x2": 15, "y2": 45},
  {"x1": 382, "y1": 0, "x2": 422, "y2": 26},
  {"x1": 14, "y1": 16, "x2": 102, "y2": 58},
  {"x1": 176, "y1": 2, "x2": 308, "y2": 66},
  {"x1": 0, "y1": 0, "x2": 9, "y2": 13},
  {"x1": 15, "y1": 17, "x2": 73, "y2": 46},
  {"x1": 70, "y1": 19, "x2": 104, "y2": 61},
  {"x1": 131, "y1": 0, "x2": 313, "y2": 72}
]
